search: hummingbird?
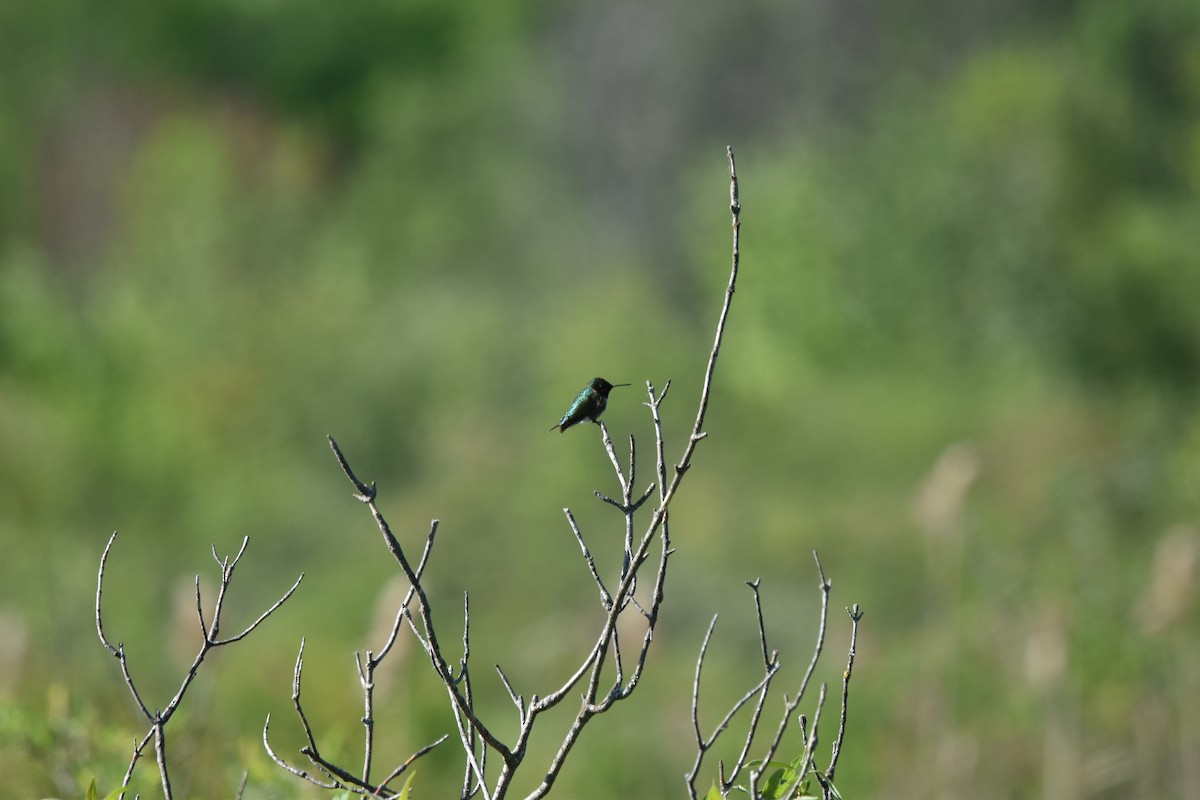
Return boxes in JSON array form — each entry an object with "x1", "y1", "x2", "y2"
[{"x1": 549, "y1": 377, "x2": 630, "y2": 433}]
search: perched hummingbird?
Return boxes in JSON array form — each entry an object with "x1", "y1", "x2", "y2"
[{"x1": 549, "y1": 377, "x2": 630, "y2": 433}]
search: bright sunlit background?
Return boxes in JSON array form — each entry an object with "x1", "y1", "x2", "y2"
[{"x1": 2, "y1": 1, "x2": 1199, "y2": 797}]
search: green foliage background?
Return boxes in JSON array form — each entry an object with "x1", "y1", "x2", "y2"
[{"x1": 2, "y1": 0, "x2": 1199, "y2": 797}]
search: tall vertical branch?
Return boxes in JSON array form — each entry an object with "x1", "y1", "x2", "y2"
[
  {"x1": 512, "y1": 148, "x2": 743, "y2": 800},
  {"x1": 652, "y1": 145, "x2": 740, "y2": 517}
]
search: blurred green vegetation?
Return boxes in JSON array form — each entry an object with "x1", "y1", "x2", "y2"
[{"x1": 2, "y1": 0, "x2": 1199, "y2": 797}]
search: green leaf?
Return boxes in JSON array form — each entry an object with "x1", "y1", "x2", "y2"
[
  {"x1": 704, "y1": 780, "x2": 724, "y2": 800},
  {"x1": 396, "y1": 770, "x2": 418, "y2": 800},
  {"x1": 94, "y1": 779, "x2": 130, "y2": 800},
  {"x1": 761, "y1": 764, "x2": 799, "y2": 800},
  {"x1": 794, "y1": 776, "x2": 820, "y2": 799}
]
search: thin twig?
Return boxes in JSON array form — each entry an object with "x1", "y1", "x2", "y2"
[
  {"x1": 564, "y1": 508, "x2": 612, "y2": 609},
  {"x1": 117, "y1": 730, "x2": 153, "y2": 800},
  {"x1": 290, "y1": 640, "x2": 319, "y2": 752},
  {"x1": 495, "y1": 663, "x2": 525, "y2": 722},
  {"x1": 686, "y1": 615, "x2": 719, "y2": 799},
  {"x1": 599, "y1": 420, "x2": 629, "y2": 498},
  {"x1": 272, "y1": 636, "x2": 410, "y2": 797},
  {"x1": 700, "y1": 670, "x2": 782, "y2": 757},
  {"x1": 375, "y1": 524, "x2": 438, "y2": 663},
  {"x1": 748, "y1": 579, "x2": 770, "y2": 668},
  {"x1": 359, "y1": 648, "x2": 376, "y2": 786},
  {"x1": 375, "y1": 735, "x2": 452, "y2": 794},
  {"x1": 262, "y1": 714, "x2": 339, "y2": 790},
  {"x1": 825, "y1": 604, "x2": 863, "y2": 790},
  {"x1": 458, "y1": 590, "x2": 484, "y2": 797},
  {"x1": 194, "y1": 577, "x2": 207, "y2": 638},
  {"x1": 798, "y1": 683, "x2": 828, "y2": 791},
  {"x1": 154, "y1": 719, "x2": 171, "y2": 800},
  {"x1": 757, "y1": 550, "x2": 831, "y2": 782},
  {"x1": 95, "y1": 533, "x2": 150, "y2": 721},
  {"x1": 214, "y1": 570, "x2": 303, "y2": 645},
  {"x1": 272, "y1": 635, "x2": 393, "y2": 795},
  {"x1": 619, "y1": 504, "x2": 673, "y2": 694},
  {"x1": 724, "y1": 581, "x2": 779, "y2": 789}
]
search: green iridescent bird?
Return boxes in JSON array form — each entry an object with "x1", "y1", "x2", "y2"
[{"x1": 549, "y1": 377, "x2": 630, "y2": 433}]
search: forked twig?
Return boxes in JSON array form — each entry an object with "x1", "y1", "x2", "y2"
[
  {"x1": 687, "y1": 550, "x2": 862, "y2": 800},
  {"x1": 752, "y1": 550, "x2": 832, "y2": 791},
  {"x1": 685, "y1": 582, "x2": 782, "y2": 798},
  {"x1": 96, "y1": 531, "x2": 301, "y2": 799}
]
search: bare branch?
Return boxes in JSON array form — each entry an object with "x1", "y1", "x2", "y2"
[
  {"x1": 725, "y1": 581, "x2": 779, "y2": 788},
  {"x1": 358, "y1": 648, "x2": 376, "y2": 786},
  {"x1": 797, "y1": 683, "x2": 829, "y2": 792},
  {"x1": 288, "y1": 640, "x2": 322, "y2": 756},
  {"x1": 214, "y1": 570, "x2": 304, "y2": 645},
  {"x1": 94, "y1": 537, "x2": 157, "y2": 724},
  {"x1": 825, "y1": 604, "x2": 863, "y2": 789},
  {"x1": 599, "y1": 420, "x2": 629, "y2": 498},
  {"x1": 691, "y1": 618, "x2": 715, "y2": 796},
  {"x1": 269, "y1": 634, "x2": 388, "y2": 795},
  {"x1": 668, "y1": 146, "x2": 740, "y2": 494},
  {"x1": 115, "y1": 645, "x2": 152, "y2": 720},
  {"x1": 94, "y1": 532, "x2": 120, "y2": 658},
  {"x1": 685, "y1": 583, "x2": 783, "y2": 799},
  {"x1": 98, "y1": 528, "x2": 302, "y2": 800},
  {"x1": 327, "y1": 436, "x2": 512, "y2": 763},
  {"x1": 619, "y1": 520, "x2": 673, "y2": 695},
  {"x1": 456, "y1": 590, "x2": 486, "y2": 797},
  {"x1": 593, "y1": 490, "x2": 625, "y2": 511},
  {"x1": 328, "y1": 433, "x2": 377, "y2": 501},
  {"x1": 376, "y1": 735, "x2": 451, "y2": 793},
  {"x1": 117, "y1": 730, "x2": 153, "y2": 800},
  {"x1": 153, "y1": 718, "x2": 172, "y2": 799},
  {"x1": 375, "y1": 522, "x2": 438, "y2": 663},
  {"x1": 757, "y1": 550, "x2": 832, "y2": 773},
  {"x1": 496, "y1": 663, "x2": 525, "y2": 721},
  {"x1": 262, "y1": 714, "x2": 339, "y2": 790},
  {"x1": 748, "y1": 579, "x2": 770, "y2": 668},
  {"x1": 194, "y1": 577, "x2": 207, "y2": 639},
  {"x1": 563, "y1": 508, "x2": 612, "y2": 609}
]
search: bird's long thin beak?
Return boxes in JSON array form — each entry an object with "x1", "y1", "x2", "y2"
[{"x1": 612, "y1": 383, "x2": 631, "y2": 387}]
